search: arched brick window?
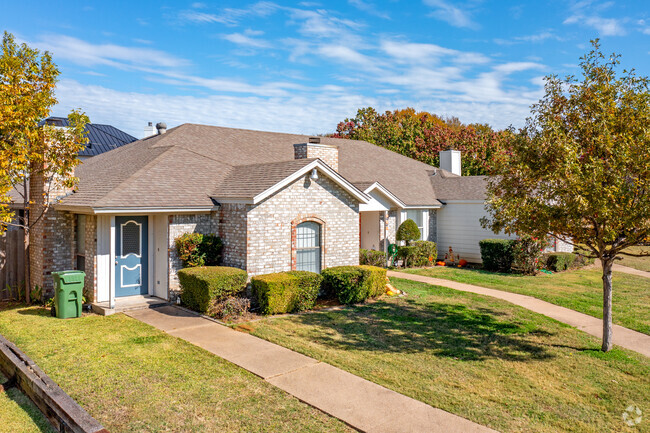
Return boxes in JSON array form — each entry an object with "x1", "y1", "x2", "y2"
[{"x1": 291, "y1": 217, "x2": 325, "y2": 272}]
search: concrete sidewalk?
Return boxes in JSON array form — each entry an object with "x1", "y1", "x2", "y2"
[
  {"x1": 613, "y1": 264, "x2": 650, "y2": 279},
  {"x1": 126, "y1": 306, "x2": 496, "y2": 433},
  {"x1": 389, "y1": 271, "x2": 650, "y2": 358}
]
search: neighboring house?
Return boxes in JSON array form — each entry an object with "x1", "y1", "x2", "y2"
[
  {"x1": 0, "y1": 118, "x2": 137, "y2": 298},
  {"x1": 22, "y1": 122, "x2": 569, "y2": 308},
  {"x1": 41, "y1": 116, "x2": 138, "y2": 161}
]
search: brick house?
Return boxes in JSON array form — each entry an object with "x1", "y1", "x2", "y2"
[{"x1": 23, "y1": 122, "x2": 569, "y2": 309}]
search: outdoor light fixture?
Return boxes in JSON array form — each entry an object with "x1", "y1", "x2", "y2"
[{"x1": 310, "y1": 168, "x2": 319, "y2": 180}]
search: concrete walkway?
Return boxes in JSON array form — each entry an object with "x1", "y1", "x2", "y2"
[
  {"x1": 613, "y1": 264, "x2": 650, "y2": 279},
  {"x1": 126, "y1": 306, "x2": 496, "y2": 433},
  {"x1": 388, "y1": 271, "x2": 650, "y2": 358}
]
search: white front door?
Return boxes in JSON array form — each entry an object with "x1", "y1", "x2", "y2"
[{"x1": 360, "y1": 212, "x2": 380, "y2": 250}]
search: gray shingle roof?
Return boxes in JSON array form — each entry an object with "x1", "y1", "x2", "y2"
[{"x1": 59, "y1": 123, "x2": 483, "y2": 210}]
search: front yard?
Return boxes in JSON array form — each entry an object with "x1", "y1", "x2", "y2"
[
  {"x1": 404, "y1": 266, "x2": 650, "y2": 335},
  {"x1": 0, "y1": 303, "x2": 352, "y2": 433},
  {"x1": 0, "y1": 372, "x2": 55, "y2": 433},
  {"x1": 242, "y1": 278, "x2": 650, "y2": 433}
]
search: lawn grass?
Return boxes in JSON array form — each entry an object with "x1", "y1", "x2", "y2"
[
  {"x1": 242, "y1": 278, "x2": 650, "y2": 433},
  {"x1": 0, "y1": 303, "x2": 352, "y2": 433},
  {"x1": 619, "y1": 246, "x2": 650, "y2": 272},
  {"x1": 0, "y1": 372, "x2": 55, "y2": 433},
  {"x1": 404, "y1": 266, "x2": 650, "y2": 335}
]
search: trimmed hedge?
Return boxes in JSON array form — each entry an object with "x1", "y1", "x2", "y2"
[
  {"x1": 177, "y1": 266, "x2": 248, "y2": 313},
  {"x1": 174, "y1": 233, "x2": 223, "y2": 267},
  {"x1": 413, "y1": 241, "x2": 437, "y2": 267},
  {"x1": 321, "y1": 265, "x2": 386, "y2": 304},
  {"x1": 543, "y1": 252, "x2": 594, "y2": 271},
  {"x1": 544, "y1": 252, "x2": 576, "y2": 272},
  {"x1": 360, "y1": 249, "x2": 387, "y2": 267},
  {"x1": 251, "y1": 271, "x2": 322, "y2": 315},
  {"x1": 398, "y1": 241, "x2": 437, "y2": 267},
  {"x1": 396, "y1": 219, "x2": 421, "y2": 245},
  {"x1": 479, "y1": 239, "x2": 516, "y2": 272}
]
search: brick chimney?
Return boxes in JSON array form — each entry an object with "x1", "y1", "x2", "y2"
[{"x1": 294, "y1": 137, "x2": 339, "y2": 171}]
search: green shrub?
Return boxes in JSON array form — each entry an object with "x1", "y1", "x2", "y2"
[
  {"x1": 574, "y1": 253, "x2": 595, "y2": 268},
  {"x1": 544, "y1": 252, "x2": 595, "y2": 271},
  {"x1": 174, "y1": 233, "x2": 223, "y2": 267},
  {"x1": 200, "y1": 234, "x2": 223, "y2": 266},
  {"x1": 479, "y1": 239, "x2": 516, "y2": 272},
  {"x1": 359, "y1": 265, "x2": 387, "y2": 298},
  {"x1": 251, "y1": 271, "x2": 322, "y2": 315},
  {"x1": 512, "y1": 236, "x2": 547, "y2": 275},
  {"x1": 397, "y1": 246, "x2": 417, "y2": 267},
  {"x1": 321, "y1": 265, "x2": 385, "y2": 304},
  {"x1": 412, "y1": 241, "x2": 437, "y2": 267},
  {"x1": 359, "y1": 249, "x2": 386, "y2": 267},
  {"x1": 396, "y1": 219, "x2": 421, "y2": 245},
  {"x1": 177, "y1": 266, "x2": 248, "y2": 313}
]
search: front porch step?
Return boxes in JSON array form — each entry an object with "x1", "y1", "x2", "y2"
[{"x1": 91, "y1": 296, "x2": 170, "y2": 316}]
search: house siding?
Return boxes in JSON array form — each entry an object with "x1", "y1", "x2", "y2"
[
  {"x1": 246, "y1": 175, "x2": 359, "y2": 276},
  {"x1": 436, "y1": 202, "x2": 516, "y2": 263}
]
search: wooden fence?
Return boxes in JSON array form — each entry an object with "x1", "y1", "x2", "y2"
[{"x1": 0, "y1": 225, "x2": 25, "y2": 300}]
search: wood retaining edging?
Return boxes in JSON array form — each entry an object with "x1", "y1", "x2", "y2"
[{"x1": 0, "y1": 333, "x2": 108, "y2": 433}]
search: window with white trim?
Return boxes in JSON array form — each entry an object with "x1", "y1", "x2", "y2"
[
  {"x1": 296, "y1": 222, "x2": 321, "y2": 273},
  {"x1": 406, "y1": 210, "x2": 426, "y2": 241}
]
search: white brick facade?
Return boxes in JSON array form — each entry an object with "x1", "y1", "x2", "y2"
[{"x1": 246, "y1": 174, "x2": 359, "y2": 276}]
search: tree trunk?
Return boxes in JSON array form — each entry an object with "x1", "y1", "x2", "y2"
[{"x1": 601, "y1": 258, "x2": 614, "y2": 352}]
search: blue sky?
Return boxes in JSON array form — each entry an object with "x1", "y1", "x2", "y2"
[{"x1": 2, "y1": 0, "x2": 649, "y2": 138}]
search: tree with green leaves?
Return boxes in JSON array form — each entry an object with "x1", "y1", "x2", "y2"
[
  {"x1": 396, "y1": 219, "x2": 421, "y2": 245},
  {"x1": 482, "y1": 40, "x2": 650, "y2": 352},
  {"x1": 0, "y1": 31, "x2": 89, "y2": 302}
]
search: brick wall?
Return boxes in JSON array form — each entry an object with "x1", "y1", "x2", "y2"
[
  {"x1": 167, "y1": 213, "x2": 219, "y2": 297},
  {"x1": 379, "y1": 210, "x2": 397, "y2": 251},
  {"x1": 83, "y1": 215, "x2": 97, "y2": 302},
  {"x1": 219, "y1": 204, "x2": 247, "y2": 270},
  {"x1": 294, "y1": 142, "x2": 339, "y2": 171},
  {"x1": 246, "y1": 174, "x2": 359, "y2": 276}
]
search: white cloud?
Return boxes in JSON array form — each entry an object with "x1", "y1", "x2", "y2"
[
  {"x1": 423, "y1": 0, "x2": 478, "y2": 29},
  {"x1": 32, "y1": 35, "x2": 189, "y2": 70},
  {"x1": 179, "y1": 2, "x2": 279, "y2": 26},
  {"x1": 564, "y1": 14, "x2": 627, "y2": 36},
  {"x1": 380, "y1": 40, "x2": 489, "y2": 65},
  {"x1": 348, "y1": 0, "x2": 390, "y2": 19},
  {"x1": 222, "y1": 32, "x2": 271, "y2": 49}
]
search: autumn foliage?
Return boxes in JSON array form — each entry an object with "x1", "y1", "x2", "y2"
[{"x1": 332, "y1": 107, "x2": 512, "y2": 175}]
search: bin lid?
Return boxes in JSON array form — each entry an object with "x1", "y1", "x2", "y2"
[{"x1": 53, "y1": 270, "x2": 86, "y2": 284}]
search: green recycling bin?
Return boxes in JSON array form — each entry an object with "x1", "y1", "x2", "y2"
[{"x1": 52, "y1": 270, "x2": 85, "y2": 319}]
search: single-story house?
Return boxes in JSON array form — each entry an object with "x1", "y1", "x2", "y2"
[{"x1": 22, "y1": 122, "x2": 570, "y2": 308}]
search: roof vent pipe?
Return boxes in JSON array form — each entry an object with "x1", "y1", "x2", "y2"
[{"x1": 156, "y1": 122, "x2": 167, "y2": 135}]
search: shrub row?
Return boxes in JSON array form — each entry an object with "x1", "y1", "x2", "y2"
[
  {"x1": 177, "y1": 266, "x2": 248, "y2": 313},
  {"x1": 360, "y1": 249, "x2": 387, "y2": 267},
  {"x1": 396, "y1": 241, "x2": 437, "y2": 267},
  {"x1": 321, "y1": 265, "x2": 386, "y2": 304},
  {"x1": 543, "y1": 252, "x2": 594, "y2": 272},
  {"x1": 480, "y1": 238, "x2": 595, "y2": 274},
  {"x1": 179, "y1": 265, "x2": 388, "y2": 318},
  {"x1": 251, "y1": 271, "x2": 322, "y2": 315}
]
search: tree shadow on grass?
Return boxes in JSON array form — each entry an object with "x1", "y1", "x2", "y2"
[{"x1": 292, "y1": 298, "x2": 554, "y2": 362}]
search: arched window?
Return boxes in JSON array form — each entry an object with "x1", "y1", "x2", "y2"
[{"x1": 296, "y1": 221, "x2": 321, "y2": 273}]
